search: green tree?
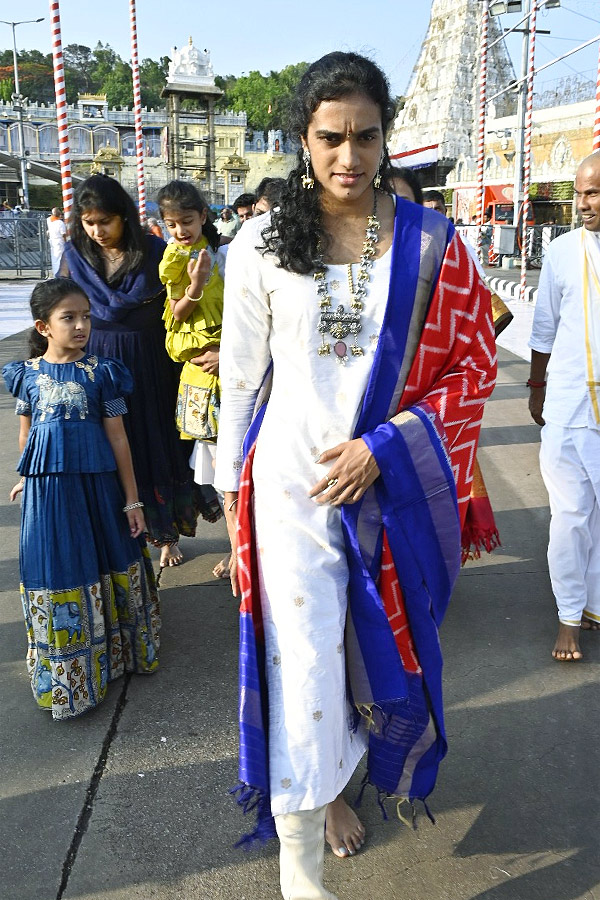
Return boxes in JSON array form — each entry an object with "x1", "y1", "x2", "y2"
[
  {"x1": 103, "y1": 60, "x2": 133, "y2": 108},
  {"x1": 268, "y1": 62, "x2": 308, "y2": 131},
  {"x1": 0, "y1": 51, "x2": 55, "y2": 104},
  {"x1": 139, "y1": 56, "x2": 169, "y2": 109},
  {"x1": 0, "y1": 76, "x2": 12, "y2": 102},
  {"x1": 91, "y1": 42, "x2": 121, "y2": 88},
  {"x1": 63, "y1": 44, "x2": 95, "y2": 97},
  {"x1": 215, "y1": 73, "x2": 238, "y2": 109},
  {"x1": 227, "y1": 63, "x2": 307, "y2": 131}
]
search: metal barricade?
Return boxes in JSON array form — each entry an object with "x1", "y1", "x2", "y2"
[
  {"x1": 457, "y1": 223, "x2": 572, "y2": 269},
  {"x1": 526, "y1": 225, "x2": 570, "y2": 268},
  {"x1": 0, "y1": 213, "x2": 51, "y2": 278}
]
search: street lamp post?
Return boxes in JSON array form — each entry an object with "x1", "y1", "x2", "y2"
[
  {"x1": 489, "y1": 1, "x2": 560, "y2": 227},
  {"x1": 512, "y1": 0, "x2": 532, "y2": 228},
  {"x1": 0, "y1": 17, "x2": 44, "y2": 209}
]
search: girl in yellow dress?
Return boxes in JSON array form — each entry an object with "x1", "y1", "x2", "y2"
[{"x1": 157, "y1": 181, "x2": 224, "y2": 486}]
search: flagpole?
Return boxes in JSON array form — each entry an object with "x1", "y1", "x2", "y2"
[
  {"x1": 519, "y1": 0, "x2": 537, "y2": 302},
  {"x1": 476, "y1": 1, "x2": 489, "y2": 264},
  {"x1": 129, "y1": 0, "x2": 146, "y2": 221},
  {"x1": 48, "y1": 0, "x2": 73, "y2": 222}
]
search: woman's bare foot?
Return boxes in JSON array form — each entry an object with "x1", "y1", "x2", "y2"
[
  {"x1": 159, "y1": 543, "x2": 183, "y2": 568},
  {"x1": 325, "y1": 795, "x2": 365, "y2": 858},
  {"x1": 552, "y1": 622, "x2": 583, "y2": 661},
  {"x1": 213, "y1": 554, "x2": 231, "y2": 579},
  {"x1": 580, "y1": 616, "x2": 600, "y2": 631}
]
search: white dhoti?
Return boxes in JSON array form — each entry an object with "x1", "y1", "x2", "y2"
[{"x1": 539, "y1": 422, "x2": 600, "y2": 624}]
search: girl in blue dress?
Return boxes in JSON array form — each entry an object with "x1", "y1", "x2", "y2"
[{"x1": 3, "y1": 278, "x2": 160, "y2": 720}]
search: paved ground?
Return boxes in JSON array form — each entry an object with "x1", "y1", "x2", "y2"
[{"x1": 1, "y1": 281, "x2": 599, "y2": 900}]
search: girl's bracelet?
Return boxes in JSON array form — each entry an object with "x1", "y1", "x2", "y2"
[
  {"x1": 184, "y1": 287, "x2": 204, "y2": 303},
  {"x1": 227, "y1": 498, "x2": 238, "y2": 512},
  {"x1": 123, "y1": 500, "x2": 144, "y2": 512}
]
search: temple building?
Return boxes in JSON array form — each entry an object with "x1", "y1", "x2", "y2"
[
  {"x1": 388, "y1": 0, "x2": 516, "y2": 185},
  {"x1": 0, "y1": 39, "x2": 297, "y2": 208},
  {"x1": 388, "y1": 0, "x2": 597, "y2": 224}
]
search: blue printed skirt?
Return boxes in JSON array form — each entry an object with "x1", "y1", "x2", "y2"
[{"x1": 19, "y1": 471, "x2": 160, "y2": 720}]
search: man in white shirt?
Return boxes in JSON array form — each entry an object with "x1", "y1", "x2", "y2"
[
  {"x1": 528, "y1": 152, "x2": 600, "y2": 661},
  {"x1": 215, "y1": 206, "x2": 239, "y2": 238},
  {"x1": 46, "y1": 207, "x2": 67, "y2": 275}
]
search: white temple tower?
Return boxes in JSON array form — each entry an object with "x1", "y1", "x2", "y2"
[
  {"x1": 388, "y1": 0, "x2": 516, "y2": 181},
  {"x1": 161, "y1": 38, "x2": 223, "y2": 197}
]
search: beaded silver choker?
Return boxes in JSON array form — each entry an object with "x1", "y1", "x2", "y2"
[{"x1": 314, "y1": 195, "x2": 380, "y2": 364}]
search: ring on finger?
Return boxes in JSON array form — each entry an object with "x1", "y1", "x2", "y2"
[{"x1": 327, "y1": 478, "x2": 338, "y2": 488}]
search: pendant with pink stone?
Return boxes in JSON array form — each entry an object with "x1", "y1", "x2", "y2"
[{"x1": 334, "y1": 341, "x2": 348, "y2": 364}]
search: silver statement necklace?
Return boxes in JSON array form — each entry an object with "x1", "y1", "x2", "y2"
[{"x1": 314, "y1": 194, "x2": 380, "y2": 364}]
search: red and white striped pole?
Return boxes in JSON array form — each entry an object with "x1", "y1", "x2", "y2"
[
  {"x1": 48, "y1": 0, "x2": 73, "y2": 223},
  {"x1": 520, "y1": 0, "x2": 537, "y2": 301},
  {"x1": 129, "y1": 0, "x2": 146, "y2": 222},
  {"x1": 593, "y1": 40, "x2": 600, "y2": 152},
  {"x1": 476, "y1": 0, "x2": 489, "y2": 264}
]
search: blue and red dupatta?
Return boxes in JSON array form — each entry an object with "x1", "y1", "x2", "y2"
[{"x1": 232, "y1": 199, "x2": 497, "y2": 842}]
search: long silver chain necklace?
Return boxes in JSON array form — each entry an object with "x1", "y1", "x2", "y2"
[{"x1": 314, "y1": 193, "x2": 380, "y2": 364}]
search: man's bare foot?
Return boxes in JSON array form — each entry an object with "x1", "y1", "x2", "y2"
[
  {"x1": 581, "y1": 616, "x2": 600, "y2": 631},
  {"x1": 552, "y1": 622, "x2": 583, "y2": 661},
  {"x1": 159, "y1": 543, "x2": 183, "y2": 568},
  {"x1": 325, "y1": 795, "x2": 365, "y2": 858},
  {"x1": 213, "y1": 554, "x2": 231, "y2": 579}
]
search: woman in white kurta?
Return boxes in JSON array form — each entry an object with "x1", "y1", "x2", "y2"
[{"x1": 215, "y1": 53, "x2": 400, "y2": 900}]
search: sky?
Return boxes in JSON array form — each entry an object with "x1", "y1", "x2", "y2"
[{"x1": 1, "y1": 0, "x2": 599, "y2": 101}]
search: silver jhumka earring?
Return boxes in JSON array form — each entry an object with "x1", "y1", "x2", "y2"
[{"x1": 302, "y1": 148, "x2": 315, "y2": 189}]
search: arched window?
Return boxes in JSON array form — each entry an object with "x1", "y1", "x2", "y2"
[
  {"x1": 68, "y1": 125, "x2": 92, "y2": 155},
  {"x1": 92, "y1": 127, "x2": 118, "y2": 153},
  {"x1": 22, "y1": 123, "x2": 37, "y2": 153},
  {"x1": 121, "y1": 132, "x2": 136, "y2": 157},
  {"x1": 143, "y1": 129, "x2": 161, "y2": 157},
  {"x1": 39, "y1": 124, "x2": 58, "y2": 155},
  {"x1": 9, "y1": 122, "x2": 37, "y2": 153}
]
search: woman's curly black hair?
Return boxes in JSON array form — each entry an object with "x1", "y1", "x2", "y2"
[{"x1": 260, "y1": 52, "x2": 396, "y2": 274}]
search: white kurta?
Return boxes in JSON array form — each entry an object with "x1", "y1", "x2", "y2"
[
  {"x1": 215, "y1": 215, "x2": 391, "y2": 815},
  {"x1": 528, "y1": 227, "x2": 600, "y2": 429},
  {"x1": 46, "y1": 216, "x2": 67, "y2": 276},
  {"x1": 529, "y1": 227, "x2": 600, "y2": 625}
]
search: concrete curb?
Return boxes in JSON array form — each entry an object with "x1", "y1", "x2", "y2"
[{"x1": 488, "y1": 274, "x2": 537, "y2": 303}]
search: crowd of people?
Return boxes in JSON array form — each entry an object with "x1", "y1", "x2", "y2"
[{"x1": 3, "y1": 48, "x2": 599, "y2": 900}]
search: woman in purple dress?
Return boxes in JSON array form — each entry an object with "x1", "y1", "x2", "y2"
[{"x1": 60, "y1": 175, "x2": 220, "y2": 571}]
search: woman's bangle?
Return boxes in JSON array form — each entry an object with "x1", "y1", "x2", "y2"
[
  {"x1": 123, "y1": 500, "x2": 144, "y2": 512},
  {"x1": 526, "y1": 379, "x2": 547, "y2": 389},
  {"x1": 184, "y1": 287, "x2": 204, "y2": 303},
  {"x1": 227, "y1": 498, "x2": 238, "y2": 512}
]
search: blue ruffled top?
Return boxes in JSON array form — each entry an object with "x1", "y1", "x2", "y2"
[{"x1": 2, "y1": 354, "x2": 133, "y2": 475}]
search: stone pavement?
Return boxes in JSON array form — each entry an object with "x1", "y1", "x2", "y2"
[
  {"x1": 0, "y1": 279, "x2": 36, "y2": 340},
  {"x1": 1, "y1": 303, "x2": 599, "y2": 900}
]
